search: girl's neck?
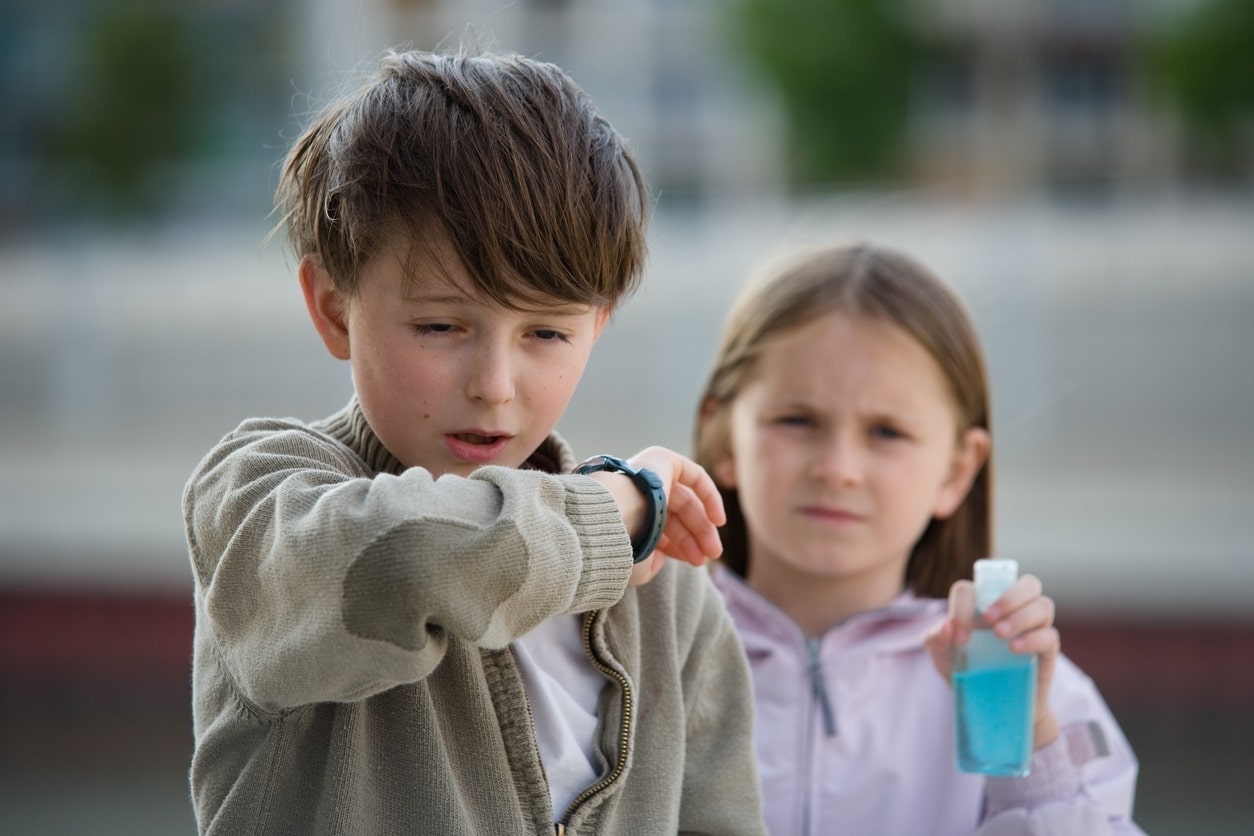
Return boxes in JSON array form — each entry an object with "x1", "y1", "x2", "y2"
[{"x1": 746, "y1": 563, "x2": 905, "y2": 638}]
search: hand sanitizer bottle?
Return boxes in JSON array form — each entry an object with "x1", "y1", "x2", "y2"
[{"x1": 953, "y1": 558, "x2": 1037, "y2": 776}]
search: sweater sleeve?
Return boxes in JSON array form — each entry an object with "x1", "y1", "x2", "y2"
[
  {"x1": 183, "y1": 419, "x2": 633, "y2": 713},
  {"x1": 976, "y1": 656, "x2": 1146, "y2": 835}
]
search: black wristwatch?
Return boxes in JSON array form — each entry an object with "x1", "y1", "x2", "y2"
[{"x1": 575, "y1": 454, "x2": 667, "y2": 563}]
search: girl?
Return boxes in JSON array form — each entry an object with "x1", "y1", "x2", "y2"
[{"x1": 695, "y1": 242, "x2": 1143, "y2": 834}]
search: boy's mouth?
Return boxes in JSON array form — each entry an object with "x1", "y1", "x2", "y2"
[
  {"x1": 453, "y1": 432, "x2": 502, "y2": 446},
  {"x1": 444, "y1": 431, "x2": 513, "y2": 465}
]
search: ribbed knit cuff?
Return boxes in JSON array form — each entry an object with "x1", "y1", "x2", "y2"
[
  {"x1": 984, "y1": 735, "x2": 1082, "y2": 818},
  {"x1": 564, "y1": 476, "x2": 633, "y2": 610}
]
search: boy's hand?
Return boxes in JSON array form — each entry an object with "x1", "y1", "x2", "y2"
[
  {"x1": 923, "y1": 575, "x2": 1062, "y2": 749},
  {"x1": 587, "y1": 446, "x2": 726, "y2": 587}
]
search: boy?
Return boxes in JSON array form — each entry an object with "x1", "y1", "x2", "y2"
[{"x1": 182, "y1": 48, "x2": 766, "y2": 835}]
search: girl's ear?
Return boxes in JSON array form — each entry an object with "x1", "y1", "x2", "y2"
[
  {"x1": 933, "y1": 426, "x2": 990, "y2": 519},
  {"x1": 299, "y1": 256, "x2": 351, "y2": 360},
  {"x1": 698, "y1": 397, "x2": 737, "y2": 488}
]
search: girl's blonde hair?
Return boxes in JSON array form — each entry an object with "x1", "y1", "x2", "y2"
[{"x1": 694, "y1": 242, "x2": 992, "y2": 597}]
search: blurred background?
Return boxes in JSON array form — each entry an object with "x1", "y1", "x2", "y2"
[{"x1": 1, "y1": 0, "x2": 1251, "y2": 833}]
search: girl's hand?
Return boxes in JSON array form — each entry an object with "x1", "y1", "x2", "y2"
[
  {"x1": 586, "y1": 446, "x2": 726, "y2": 587},
  {"x1": 923, "y1": 575, "x2": 1062, "y2": 749}
]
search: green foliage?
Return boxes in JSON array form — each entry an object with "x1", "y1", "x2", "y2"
[
  {"x1": 732, "y1": 0, "x2": 922, "y2": 187},
  {"x1": 1143, "y1": 0, "x2": 1254, "y2": 174},
  {"x1": 42, "y1": 6, "x2": 205, "y2": 220}
]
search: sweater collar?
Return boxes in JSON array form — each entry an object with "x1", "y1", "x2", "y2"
[{"x1": 317, "y1": 396, "x2": 575, "y2": 477}]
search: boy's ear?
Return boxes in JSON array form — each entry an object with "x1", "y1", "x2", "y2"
[
  {"x1": 299, "y1": 255, "x2": 351, "y2": 360},
  {"x1": 592, "y1": 306, "x2": 611, "y2": 341},
  {"x1": 933, "y1": 426, "x2": 990, "y2": 519}
]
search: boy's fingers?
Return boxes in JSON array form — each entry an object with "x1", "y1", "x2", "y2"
[
  {"x1": 658, "y1": 451, "x2": 726, "y2": 527},
  {"x1": 627, "y1": 550, "x2": 667, "y2": 587},
  {"x1": 631, "y1": 448, "x2": 726, "y2": 527},
  {"x1": 678, "y1": 460, "x2": 726, "y2": 527},
  {"x1": 665, "y1": 481, "x2": 723, "y2": 560}
]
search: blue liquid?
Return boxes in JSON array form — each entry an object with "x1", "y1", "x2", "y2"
[{"x1": 954, "y1": 660, "x2": 1036, "y2": 776}]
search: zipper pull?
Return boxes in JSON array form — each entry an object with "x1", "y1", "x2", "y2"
[{"x1": 807, "y1": 638, "x2": 837, "y2": 737}]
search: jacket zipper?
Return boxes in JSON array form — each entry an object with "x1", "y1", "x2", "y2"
[
  {"x1": 807, "y1": 637, "x2": 837, "y2": 737},
  {"x1": 558, "y1": 609, "x2": 633, "y2": 829},
  {"x1": 801, "y1": 637, "x2": 837, "y2": 835}
]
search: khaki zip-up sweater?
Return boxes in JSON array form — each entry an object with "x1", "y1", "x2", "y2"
[{"x1": 183, "y1": 399, "x2": 766, "y2": 835}]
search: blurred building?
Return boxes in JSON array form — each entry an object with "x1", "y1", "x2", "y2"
[
  {"x1": 293, "y1": 0, "x2": 784, "y2": 205},
  {"x1": 909, "y1": 0, "x2": 1172, "y2": 196},
  {"x1": 2, "y1": 0, "x2": 1206, "y2": 231}
]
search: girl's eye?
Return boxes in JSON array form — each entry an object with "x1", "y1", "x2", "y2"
[
  {"x1": 776, "y1": 414, "x2": 815, "y2": 428},
  {"x1": 870, "y1": 423, "x2": 905, "y2": 441}
]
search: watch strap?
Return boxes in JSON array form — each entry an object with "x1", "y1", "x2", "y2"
[{"x1": 575, "y1": 454, "x2": 667, "y2": 563}]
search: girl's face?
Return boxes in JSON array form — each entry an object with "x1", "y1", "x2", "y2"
[{"x1": 713, "y1": 311, "x2": 987, "y2": 617}]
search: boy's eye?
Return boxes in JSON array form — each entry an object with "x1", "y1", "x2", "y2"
[
  {"x1": 775, "y1": 414, "x2": 815, "y2": 428},
  {"x1": 411, "y1": 322, "x2": 459, "y2": 336},
  {"x1": 531, "y1": 329, "x2": 571, "y2": 343}
]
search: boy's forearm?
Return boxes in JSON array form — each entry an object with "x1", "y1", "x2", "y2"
[{"x1": 186, "y1": 423, "x2": 631, "y2": 709}]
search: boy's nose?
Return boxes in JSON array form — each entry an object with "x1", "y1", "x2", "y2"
[{"x1": 465, "y1": 342, "x2": 516, "y2": 404}]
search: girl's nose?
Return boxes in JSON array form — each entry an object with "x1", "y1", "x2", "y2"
[
  {"x1": 465, "y1": 341, "x2": 516, "y2": 405},
  {"x1": 811, "y1": 433, "x2": 862, "y2": 486}
]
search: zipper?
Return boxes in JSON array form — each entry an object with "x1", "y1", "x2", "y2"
[
  {"x1": 559, "y1": 609, "x2": 633, "y2": 828},
  {"x1": 807, "y1": 637, "x2": 837, "y2": 737},
  {"x1": 801, "y1": 637, "x2": 837, "y2": 834}
]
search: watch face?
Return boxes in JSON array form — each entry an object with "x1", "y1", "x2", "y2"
[{"x1": 577, "y1": 454, "x2": 630, "y2": 475}]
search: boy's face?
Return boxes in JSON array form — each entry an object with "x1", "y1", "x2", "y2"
[{"x1": 301, "y1": 233, "x2": 610, "y2": 477}]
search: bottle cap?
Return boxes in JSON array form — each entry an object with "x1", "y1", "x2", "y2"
[{"x1": 973, "y1": 558, "x2": 1019, "y2": 613}]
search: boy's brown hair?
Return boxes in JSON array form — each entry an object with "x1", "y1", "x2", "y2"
[
  {"x1": 695, "y1": 242, "x2": 993, "y2": 597},
  {"x1": 275, "y1": 47, "x2": 649, "y2": 309}
]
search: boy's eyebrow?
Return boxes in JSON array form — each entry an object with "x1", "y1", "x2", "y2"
[
  {"x1": 401, "y1": 288, "x2": 595, "y2": 317},
  {"x1": 401, "y1": 290, "x2": 469, "y2": 305}
]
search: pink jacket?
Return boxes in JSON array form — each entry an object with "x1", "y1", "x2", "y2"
[{"x1": 712, "y1": 567, "x2": 1145, "y2": 836}]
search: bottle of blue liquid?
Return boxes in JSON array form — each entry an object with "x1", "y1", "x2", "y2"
[{"x1": 953, "y1": 558, "x2": 1037, "y2": 776}]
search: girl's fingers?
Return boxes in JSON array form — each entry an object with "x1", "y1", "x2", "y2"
[
  {"x1": 983, "y1": 574, "x2": 1044, "y2": 624},
  {"x1": 923, "y1": 619, "x2": 957, "y2": 679},
  {"x1": 991, "y1": 593, "x2": 1056, "y2": 642},
  {"x1": 948, "y1": 580, "x2": 976, "y2": 647},
  {"x1": 1009, "y1": 624, "x2": 1061, "y2": 657}
]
